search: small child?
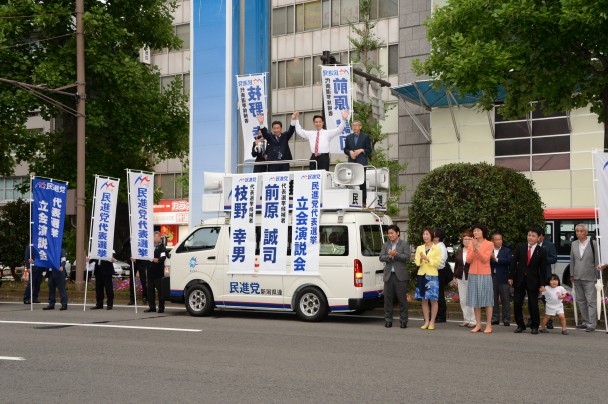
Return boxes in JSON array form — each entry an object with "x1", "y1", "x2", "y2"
[{"x1": 540, "y1": 275, "x2": 569, "y2": 335}]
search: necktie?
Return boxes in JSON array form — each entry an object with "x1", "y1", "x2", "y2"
[
  {"x1": 527, "y1": 245, "x2": 532, "y2": 266},
  {"x1": 314, "y1": 131, "x2": 319, "y2": 157}
]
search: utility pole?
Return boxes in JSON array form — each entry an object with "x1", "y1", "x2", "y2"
[{"x1": 75, "y1": 0, "x2": 87, "y2": 291}]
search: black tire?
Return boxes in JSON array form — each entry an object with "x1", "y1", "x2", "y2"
[
  {"x1": 294, "y1": 287, "x2": 328, "y2": 322},
  {"x1": 185, "y1": 284, "x2": 214, "y2": 317}
]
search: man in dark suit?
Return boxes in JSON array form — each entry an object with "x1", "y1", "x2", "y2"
[
  {"x1": 88, "y1": 252, "x2": 116, "y2": 310},
  {"x1": 343, "y1": 120, "x2": 372, "y2": 204},
  {"x1": 256, "y1": 113, "x2": 295, "y2": 172},
  {"x1": 379, "y1": 224, "x2": 410, "y2": 328},
  {"x1": 145, "y1": 231, "x2": 168, "y2": 313},
  {"x1": 490, "y1": 232, "x2": 512, "y2": 326},
  {"x1": 509, "y1": 226, "x2": 547, "y2": 334}
]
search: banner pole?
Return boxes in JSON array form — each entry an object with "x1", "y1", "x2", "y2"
[
  {"x1": 131, "y1": 261, "x2": 138, "y2": 314},
  {"x1": 126, "y1": 170, "x2": 137, "y2": 313},
  {"x1": 84, "y1": 176, "x2": 98, "y2": 310},
  {"x1": 29, "y1": 175, "x2": 34, "y2": 311}
]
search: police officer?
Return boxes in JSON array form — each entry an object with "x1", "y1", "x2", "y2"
[
  {"x1": 88, "y1": 252, "x2": 116, "y2": 310},
  {"x1": 145, "y1": 231, "x2": 167, "y2": 313},
  {"x1": 43, "y1": 248, "x2": 69, "y2": 310}
]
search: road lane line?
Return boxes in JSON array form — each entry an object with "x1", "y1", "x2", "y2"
[
  {"x1": 0, "y1": 320, "x2": 201, "y2": 332},
  {"x1": 0, "y1": 356, "x2": 26, "y2": 361}
]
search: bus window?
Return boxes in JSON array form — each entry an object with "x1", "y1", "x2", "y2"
[{"x1": 556, "y1": 220, "x2": 597, "y2": 256}]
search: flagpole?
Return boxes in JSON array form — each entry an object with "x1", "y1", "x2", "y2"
[
  {"x1": 591, "y1": 150, "x2": 608, "y2": 332},
  {"x1": 29, "y1": 175, "x2": 34, "y2": 311},
  {"x1": 83, "y1": 175, "x2": 98, "y2": 311},
  {"x1": 126, "y1": 170, "x2": 137, "y2": 313}
]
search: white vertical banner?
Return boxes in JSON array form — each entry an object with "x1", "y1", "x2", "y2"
[
  {"x1": 237, "y1": 73, "x2": 267, "y2": 160},
  {"x1": 594, "y1": 152, "x2": 608, "y2": 264},
  {"x1": 321, "y1": 65, "x2": 352, "y2": 154},
  {"x1": 228, "y1": 174, "x2": 258, "y2": 273},
  {"x1": 290, "y1": 171, "x2": 324, "y2": 275},
  {"x1": 127, "y1": 170, "x2": 155, "y2": 260},
  {"x1": 260, "y1": 173, "x2": 290, "y2": 273},
  {"x1": 88, "y1": 175, "x2": 120, "y2": 260}
]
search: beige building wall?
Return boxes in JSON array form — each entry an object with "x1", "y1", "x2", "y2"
[{"x1": 429, "y1": 106, "x2": 604, "y2": 209}]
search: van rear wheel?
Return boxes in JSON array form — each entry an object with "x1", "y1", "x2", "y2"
[
  {"x1": 295, "y1": 287, "x2": 328, "y2": 322},
  {"x1": 185, "y1": 284, "x2": 214, "y2": 317}
]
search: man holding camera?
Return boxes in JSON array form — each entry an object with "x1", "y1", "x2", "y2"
[{"x1": 251, "y1": 129, "x2": 267, "y2": 173}]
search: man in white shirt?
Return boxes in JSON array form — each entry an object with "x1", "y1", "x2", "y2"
[{"x1": 293, "y1": 109, "x2": 350, "y2": 171}]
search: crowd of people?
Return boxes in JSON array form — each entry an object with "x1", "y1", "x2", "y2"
[
  {"x1": 23, "y1": 231, "x2": 167, "y2": 313},
  {"x1": 381, "y1": 223, "x2": 604, "y2": 334}
]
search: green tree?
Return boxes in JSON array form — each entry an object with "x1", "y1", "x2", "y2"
[
  {"x1": 0, "y1": 199, "x2": 30, "y2": 281},
  {"x1": 413, "y1": 0, "x2": 608, "y2": 148},
  {"x1": 349, "y1": 0, "x2": 406, "y2": 216},
  {"x1": 0, "y1": 1, "x2": 189, "y2": 200},
  {"x1": 407, "y1": 163, "x2": 544, "y2": 247}
]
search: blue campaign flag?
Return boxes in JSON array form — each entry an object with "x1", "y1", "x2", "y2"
[{"x1": 31, "y1": 178, "x2": 68, "y2": 270}]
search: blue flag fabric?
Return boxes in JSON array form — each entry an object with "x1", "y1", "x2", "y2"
[{"x1": 31, "y1": 178, "x2": 68, "y2": 270}]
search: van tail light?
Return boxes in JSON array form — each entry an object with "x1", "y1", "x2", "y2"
[{"x1": 354, "y1": 259, "x2": 363, "y2": 287}]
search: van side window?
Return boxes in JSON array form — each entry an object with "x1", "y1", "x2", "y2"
[
  {"x1": 176, "y1": 227, "x2": 221, "y2": 253},
  {"x1": 319, "y1": 226, "x2": 348, "y2": 256},
  {"x1": 360, "y1": 224, "x2": 387, "y2": 256}
]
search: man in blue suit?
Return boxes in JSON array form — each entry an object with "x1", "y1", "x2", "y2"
[
  {"x1": 343, "y1": 120, "x2": 372, "y2": 205},
  {"x1": 23, "y1": 245, "x2": 45, "y2": 304},
  {"x1": 490, "y1": 232, "x2": 512, "y2": 326},
  {"x1": 256, "y1": 113, "x2": 295, "y2": 172}
]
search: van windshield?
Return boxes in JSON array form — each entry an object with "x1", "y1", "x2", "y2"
[{"x1": 360, "y1": 224, "x2": 388, "y2": 256}]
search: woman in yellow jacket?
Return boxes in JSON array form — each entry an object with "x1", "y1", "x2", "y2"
[{"x1": 415, "y1": 227, "x2": 442, "y2": 330}]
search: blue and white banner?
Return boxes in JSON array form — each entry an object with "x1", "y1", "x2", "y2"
[
  {"x1": 237, "y1": 73, "x2": 267, "y2": 160},
  {"x1": 290, "y1": 171, "x2": 324, "y2": 275},
  {"x1": 31, "y1": 177, "x2": 68, "y2": 270},
  {"x1": 89, "y1": 176, "x2": 120, "y2": 260},
  {"x1": 229, "y1": 174, "x2": 258, "y2": 273},
  {"x1": 128, "y1": 170, "x2": 154, "y2": 260},
  {"x1": 594, "y1": 152, "x2": 608, "y2": 264},
  {"x1": 260, "y1": 173, "x2": 290, "y2": 273},
  {"x1": 321, "y1": 65, "x2": 352, "y2": 154}
]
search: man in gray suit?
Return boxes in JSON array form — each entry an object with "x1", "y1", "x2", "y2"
[
  {"x1": 380, "y1": 224, "x2": 410, "y2": 328},
  {"x1": 570, "y1": 223, "x2": 600, "y2": 332}
]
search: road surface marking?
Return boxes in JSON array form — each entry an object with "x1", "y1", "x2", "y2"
[
  {"x1": 0, "y1": 320, "x2": 201, "y2": 332},
  {"x1": 0, "y1": 356, "x2": 25, "y2": 361}
]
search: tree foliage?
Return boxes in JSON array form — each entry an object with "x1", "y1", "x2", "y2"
[
  {"x1": 407, "y1": 163, "x2": 544, "y2": 247},
  {"x1": 413, "y1": 0, "x2": 608, "y2": 147},
  {"x1": 349, "y1": 0, "x2": 406, "y2": 216},
  {"x1": 0, "y1": 199, "x2": 30, "y2": 280},
  {"x1": 0, "y1": 0, "x2": 189, "y2": 201}
]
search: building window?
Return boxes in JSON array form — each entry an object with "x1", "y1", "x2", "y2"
[
  {"x1": 0, "y1": 177, "x2": 30, "y2": 203},
  {"x1": 370, "y1": 0, "x2": 399, "y2": 19},
  {"x1": 272, "y1": 5, "x2": 294, "y2": 36},
  {"x1": 175, "y1": 24, "x2": 190, "y2": 50},
  {"x1": 296, "y1": 0, "x2": 323, "y2": 32},
  {"x1": 494, "y1": 106, "x2": 570, "y2": 172},
  {"x1": 388, "y1": 44, "x2": 398, "y2": 75},
  {"x1": 160, "y1": 73, "x2": 190, "y2": 96},
  {"x1": 155, "y1": 173, "x2": 188, "y2": 199}
]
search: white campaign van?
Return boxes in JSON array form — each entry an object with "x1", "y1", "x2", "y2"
[{"x1": 161, "y1": 164, "x2": 393, "y2": 321}]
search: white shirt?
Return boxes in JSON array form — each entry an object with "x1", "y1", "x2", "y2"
[
  {"x1": 437, "y1": 242, "x2": 448, "y2": 270},
  {"x1": 390, "y1": 242, "x2": 397, "y2": 272},
  {"x1": 542, "y1": 286, "x2": 567, "y2": 311},
  {"x1": 579, "y1": 238, "x2": 589, "y2": 257},
  {"x1": 294, "y1": 119, "x2": 346, "y2": 154}
]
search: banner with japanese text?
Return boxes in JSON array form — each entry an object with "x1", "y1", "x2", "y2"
[
  {"x1": 237, "y1": 73, "x2": 267, "y2": 161},
  {"x1": 31, "y1": 177, "x2": 68, "y2": 270},
  {"x1": 128, "y1": 170, "x2": 154, "y2": 260},
  {"x1": 594, "y1": 152, "x2": 608, "y2": 263},
  {"x1": 290, "y1": 171, "x2": 324, "y2": 275},
  {"x1": 89, "y1": 176, "x2": 120, "y2": 260},
  {"x1": 228, "y1": 174, "x2": 258, "y2": 273},
  {"x1": 321, "y1": 65, "x2": 352, "y2": 154},
  {"x1": 260, "y1": 173, "x2": 290, "y2": 273}
]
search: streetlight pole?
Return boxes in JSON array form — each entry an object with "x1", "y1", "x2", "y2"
[{"x1": 75, "y1": 0, "x2": 86, "y2": 291}]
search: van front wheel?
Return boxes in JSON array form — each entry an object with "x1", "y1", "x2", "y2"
[
  {"x1": 185, "y1": 284, "x2": 214, "y2": 317},
  {"x1": 295, "y1": 287, "x2": 328, "y2": 322}
]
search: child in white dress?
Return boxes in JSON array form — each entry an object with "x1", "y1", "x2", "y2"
[{"x1": 539, "y1": 275, "x2": 569, "y2": 335}]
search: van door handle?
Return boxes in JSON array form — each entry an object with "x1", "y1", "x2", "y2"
[
  {"x1": 207, "y1": 256, "x2": 216, "y2": 260},
  {"x1": 375, "y1": 269, "x2": 384, "y2": 274}
]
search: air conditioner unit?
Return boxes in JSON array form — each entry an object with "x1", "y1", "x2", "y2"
[{"x1": 140, "y1": 47, "x2": 151, "y2": 65}]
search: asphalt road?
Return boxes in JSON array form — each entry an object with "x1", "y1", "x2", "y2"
[{"x1": 1, "y1": 302, "x2": 607, "y2": 403}]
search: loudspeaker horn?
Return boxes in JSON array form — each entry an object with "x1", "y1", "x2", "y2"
[{"x1": 333, "y1": 163, "x2": 365, "y2": 186}]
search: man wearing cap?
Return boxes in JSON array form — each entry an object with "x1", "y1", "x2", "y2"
[{"x1": 145, "y1": 231, "x2": 168, "y2": 313}]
